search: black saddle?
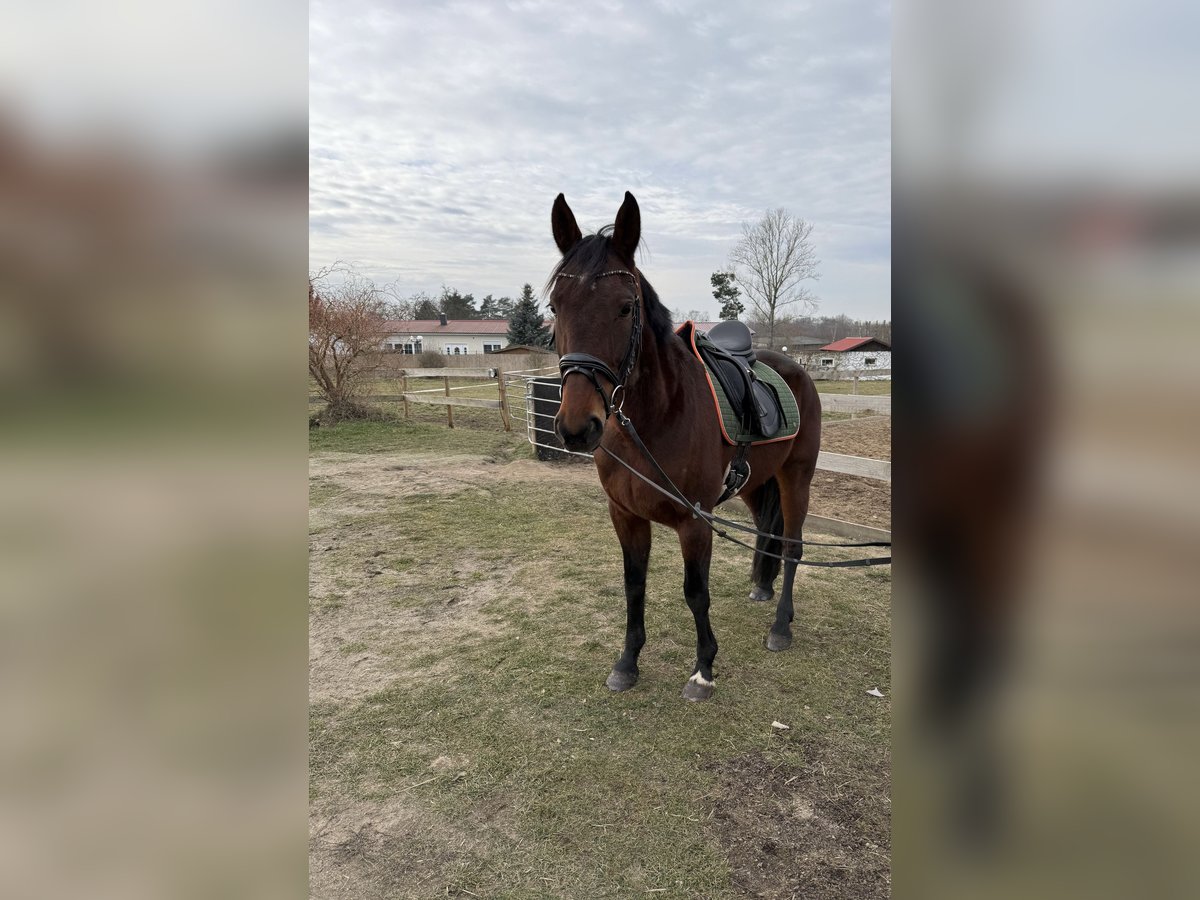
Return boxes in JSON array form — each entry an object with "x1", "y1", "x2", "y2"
[
  {"x1": 696, "y1": 322, "x2": 782, "y2": 438},
  {"x1": 707, "y1": 320, "x2": 755, "y2": 360}
]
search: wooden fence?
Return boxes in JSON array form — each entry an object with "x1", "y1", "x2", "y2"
[
  {"x1": 310, "y1": 367, "x2": 513, "y2": 431},
  {"x1": 818, "y1": 393, "x2": 891, "y2": 416}
]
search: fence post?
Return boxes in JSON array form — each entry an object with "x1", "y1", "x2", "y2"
[
  {"x1": 444, "y1": 375, "x2": 454, "y2": 428},
  {"x1": 496, "y1": 368, "x2": 511, "y2": 431},
  {"x1": 401, "y1": 374, "x2": 409, "y2": 420}
]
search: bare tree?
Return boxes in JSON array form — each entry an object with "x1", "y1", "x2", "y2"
[
  {"x1": 728, "y1": 208, "x2": 820, "y2": 349},
  {"x1": 671, "y1": 307, "x2": 707, "y2": 324},
  {"x1": 309, "y1": 270, "x2": 389, "y2": 422}
]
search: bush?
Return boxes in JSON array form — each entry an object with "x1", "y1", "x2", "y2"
[
  {"x1": 417, "y1": 350, "x2": 446, "y2": 367},
  {"x1": 317, "y1": 399, "x2": 391, "y2": 426}
]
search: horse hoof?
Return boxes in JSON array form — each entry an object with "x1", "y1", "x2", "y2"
[
  {"x1": 606, "y1": 669, "x2": 639, "y2": 692},
  {"x1": 748, "y1": 585, "x2": 774, "y2": 602},
  {"x1": 765, "y1": 631, "x2": 792, "y2": 652},
  {"x1": 681, "y1": 672, "x2": 715, "y2": 702}
]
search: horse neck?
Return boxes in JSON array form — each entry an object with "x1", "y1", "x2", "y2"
[{"x1": 621, "y1": 326, "x2": 689, "y2": 426}]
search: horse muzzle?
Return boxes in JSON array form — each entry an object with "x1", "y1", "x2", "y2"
[{"x1": 557, "y1": 413, "x2": 605, "y2": 453}]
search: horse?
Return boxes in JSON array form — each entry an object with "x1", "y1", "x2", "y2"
[{"x1": 547, "y1": 191, "x2": 822, "y2": 701}]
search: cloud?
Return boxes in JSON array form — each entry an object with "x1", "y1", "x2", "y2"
[{"x1": 310, "y1": 0, "x2": 890, "y2": 319}]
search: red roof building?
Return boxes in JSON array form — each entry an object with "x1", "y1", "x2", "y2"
[
  {"x1": 819, "y1": 336, "x2": 891, "y2": 353},
  {"x1": 381, "y1": 319, "x2": 511, "y2": 334},
  {"x1": 379, "y1": 319, "x2": 551, "y2": 356}
]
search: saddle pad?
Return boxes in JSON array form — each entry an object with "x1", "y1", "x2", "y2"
[{"x1": 678, "y1": 321, "x2": 801, "y2": 446}]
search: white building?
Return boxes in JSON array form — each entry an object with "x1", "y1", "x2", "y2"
[
  {"x1": 379, "y1": 318, "x2": 512, "y2": 355},
  {"x1": 814, "y1": 337, "x2": 891, "y2": 379}
]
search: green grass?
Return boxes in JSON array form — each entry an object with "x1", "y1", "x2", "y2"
[
  {"x1": 309, "y1": 417, "x2": 526, "y2": 458},
  {"x1": 310, "y1": 421, "x2": 891, "y2": 898}
]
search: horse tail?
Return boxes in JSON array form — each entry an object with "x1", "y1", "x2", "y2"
[{"x1": 751, "y1": 476, "x2": 785, "y2": 587}]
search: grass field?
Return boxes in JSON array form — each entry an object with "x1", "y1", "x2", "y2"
[
  {"x1": 809, "y1": 380, "x2": 891, "y2": 395},
  {"x1": 310, "y1": 418, "x2": 891, "y2": 898}
]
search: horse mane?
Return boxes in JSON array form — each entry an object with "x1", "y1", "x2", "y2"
[{"x1": 545, "y1": 225, "x2": 674, "y2": 344}]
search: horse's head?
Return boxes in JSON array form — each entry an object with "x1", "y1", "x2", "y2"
[{"x1": 548, "y1": 191, "x2": 644, "y2": 453}]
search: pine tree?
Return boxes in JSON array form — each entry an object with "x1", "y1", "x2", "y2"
[
  {"x1": 479, "y1": 294, "x2": 499, "y2": 318},
  {"x1": 438, "y1": 287, "x2": 478, "y2": 319},
  {"x1": 411, "y1": 293, "x2": 439, "y2": 320},
  {"x1": 506, "y1": 283, "x2": 551, "y2": 347},
  {"x1": 711, "y1": 271, "x2": 744, "y2": 320}
]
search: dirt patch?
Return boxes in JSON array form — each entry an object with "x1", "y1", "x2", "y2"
[
  {"x1": 819, "y1": 417, "x2": 890, "y2": 460},
  {"x1": 708, "y1": 748, "x2": 890, "y2": 899},
  {"x1": 310, "y1": 793, "x2": 517, "y2": 900},
  {"x1": 309, "y1": 542, "x2": 517, "y2": 705},
  {"x1": 310, "y1": 452, "x2": 542, "y2": 706},
  {"x1": 809, "y1": 472, "x2": 890, "y2": 529}
]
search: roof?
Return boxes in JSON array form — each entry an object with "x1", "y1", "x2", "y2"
[
  {"x1": 492, "y1": 343, "x2": 553, "y2": 354},
  {"x1": 819, "y1": 337, "x2": 891, "y2": 352},
  {"x1": 382, "y1": 319, "x2": 510, "y2": 335}
]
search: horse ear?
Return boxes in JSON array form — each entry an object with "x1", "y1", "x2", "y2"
[
  {"x1": 552, "y1": 193, "x2": 582, "y2": 256},
  {"x1": 611, "y1": 191, "x2": 640, "y2": 265}
]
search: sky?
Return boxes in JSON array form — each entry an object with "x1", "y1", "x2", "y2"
[{"x1": 310, "y1": 0, "x2": 890, "y2": 322}]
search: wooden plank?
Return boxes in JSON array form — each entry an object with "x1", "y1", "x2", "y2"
[
  {"x1": 816, "y1": 451, "x2": 890, "y2": 482},
  {"x1": 805, "y1": 514, "x2": 891, "y2": 544},
  {"x1": 398, "y1": 394, "x2": 502, "y2": 410},
  {"x1": 496, "y1": 373, "x2": 511, "y2": 431},
  {"x1": 397, "y1": 367, "x2": 497, "y2": 378}
]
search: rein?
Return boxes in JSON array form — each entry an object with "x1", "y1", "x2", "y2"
[{"x1": 601, "y1": 411, "x2": 893, "y2": 568}]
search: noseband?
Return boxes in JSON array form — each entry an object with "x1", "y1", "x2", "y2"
[{"x1": 555, "y1": 268, "x2": 643, "y2": 418}]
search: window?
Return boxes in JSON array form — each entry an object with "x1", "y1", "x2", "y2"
[
  {"x1": 444, "y1": 344, "x2": 468, "y2": 355},
  {"x1": 483, "y1": 343, "x2": 501, "y2": 353},
  {"x1": 821, "y1": 357, "x2": 834, "y2": 368},
  {"x1": 864, "y1": 357, "x2": 876, "y2": 367}
]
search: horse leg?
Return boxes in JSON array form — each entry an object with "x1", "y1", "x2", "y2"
[
  {"x1": 605, "y1": 506, "x2": 651, "y2": 692},
  {"x1": 766, "y1": 471, "x2": 813, "y2": 652},
  {"x1": 678, "y1": 520, "x2": 718, "y2": 701},
  {"x1": 743, "y1": 478, "x2": 784, "y2": 602}
]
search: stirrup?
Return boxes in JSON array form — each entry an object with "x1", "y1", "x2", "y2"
[{"x1": 716, "y1": 456, "x2": 751, "y2": 506}]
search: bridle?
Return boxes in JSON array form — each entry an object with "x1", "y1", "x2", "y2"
[{"x1": 554, "y1": 268, "x2": 643, "y2": 418}]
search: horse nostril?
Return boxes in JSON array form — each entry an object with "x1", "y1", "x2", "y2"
[{"x1": 558, "y1": 415, "x2": 605, "y2": 451}]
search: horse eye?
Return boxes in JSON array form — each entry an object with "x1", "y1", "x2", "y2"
[{"x1": 619, "y1": 302, "x2": 633, "y2": 317}]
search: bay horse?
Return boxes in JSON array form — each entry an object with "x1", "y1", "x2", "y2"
[{"x1": 548, "y1": 191, "x2": 822, "y2": 701}]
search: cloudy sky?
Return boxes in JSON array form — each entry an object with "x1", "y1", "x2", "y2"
[{"x1": 310, "y1": 0, "x2": 890, "y2": 321}]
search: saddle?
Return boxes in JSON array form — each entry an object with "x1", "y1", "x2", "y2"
[
  {"x1": 676, "y1": 321, "x2": 800, "y2": 503},
  {"x1": 694, "y1": 321, "x2": 783, "y2": 439}
]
